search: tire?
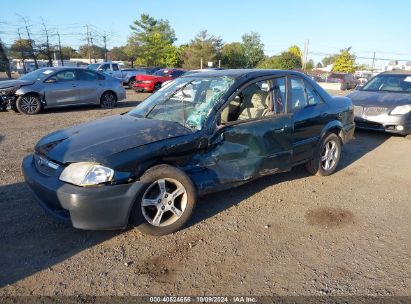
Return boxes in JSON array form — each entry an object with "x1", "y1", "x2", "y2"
[
  {"x1": 100, "y1": 91, "x2": 117, "y2": 108},
  {"x1": 130, "y1": 164, "x2": 197, "y2": 236},
  {"x1": 340, "y1": 83, "x2": 347, "y2": 91},
  {"x1": 128, "y1": 78, "x2": 136, "y2": 90},
  {"x1": 305, "y1": 133, "x2": 342, "y2": 176},
  {"x1": 16, "y1": 94, "x2": 42, "y2": 115},
  {"x1": 153, "y1": 82, "x2": 162, "y2": 92}
]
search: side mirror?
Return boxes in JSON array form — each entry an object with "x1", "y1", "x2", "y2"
[
  {"x1": 97, "y1": 68, "x2": 103, "y2": 72},
  {"x1": 45, "y1": 78, "x2": 56, "y2": 83}
]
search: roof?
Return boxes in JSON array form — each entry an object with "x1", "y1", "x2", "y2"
[
  {"x1": 381, "y1": 70, "x2": 411, "y2": 75},
  {"x1": 181, "y1": 69, "x2": 305, "y2": 79}
]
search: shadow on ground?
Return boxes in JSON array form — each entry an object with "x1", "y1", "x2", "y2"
[{"x1": 0, "y1": 130, "x2": 388, "y2": 287}]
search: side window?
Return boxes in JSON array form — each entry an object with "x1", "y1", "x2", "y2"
[
  {"x1": 273, "y1": 77, "x2": 286, "y2": 113},
  {"x1": 51, "y1": 70, "x2": 76, "y2": 82},
  {"x1": 290, "y1": 77, "x2": 308, "y2": 110},
  {"x1": 78, "y1": 70, "x2": 99, "y2": 81},
  {"x1": 112, "y1": 64, "x2": 119, "y2": 71},
  {"x1": 220, "y1": 80, "x2": 271, "y2": 124},
  {"x1": 304, "y1": 81, "x2": 323, "y2": 105},
  {"x1": 100, "y1": 64, "x2": 110, "y2": 71},
  {"x1": 171, "y1": 70, "x2": 184, "y2": 77}
]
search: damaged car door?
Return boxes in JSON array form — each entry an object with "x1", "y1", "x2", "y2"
[
  {"x1": 204, "y1": 78, "x2": 293, "y2": 186},
  {"x1": 43, "y1": 69, "x2": 79, "y2": 106}
]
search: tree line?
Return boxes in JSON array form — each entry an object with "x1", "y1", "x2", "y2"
[{"x1": 0, "y1": 14, "x2": 358, "y2": 74}]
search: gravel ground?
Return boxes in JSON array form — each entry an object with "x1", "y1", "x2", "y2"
[{"x1": 0, "y1": 90, "x2": 410, "y2": 296}]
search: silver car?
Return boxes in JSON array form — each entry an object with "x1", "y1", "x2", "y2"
[{"x1": 0, "y1": 67, "x2": 126, "y2": 115}]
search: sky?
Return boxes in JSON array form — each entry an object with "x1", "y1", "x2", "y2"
[{"x1": 1, "y1": 0, "x2": 411, "y2": 67}]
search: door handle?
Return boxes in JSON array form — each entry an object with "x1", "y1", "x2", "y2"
[
  {"x1": 320, "y1": 112, "x2": 327, "y2": 118},
  {"x1": 72, "y1": 84, "x2": 77, "y2": 87},
  {"x1": 274, "y1": 127, "x2": 285, "y2": 133}
]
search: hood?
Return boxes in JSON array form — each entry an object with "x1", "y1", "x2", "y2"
[
  {"x1": 136, "y1": 74, "x2": 163, "y2": 81},
  {"x1": 35, "y1": 114, "x2": 192, "y2": 164},
  {"x1": 0, "y1": 79, "x2": 35, "y2": 90},
  {"x1": 347, "y1": 90, "x2": 411, "y2": 107}
]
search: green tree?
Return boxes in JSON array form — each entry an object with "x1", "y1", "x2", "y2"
[
  {"x1": 241, "y1": 32, "x2": 265, "y2": 68},
  {"x1": 60, "y1": 46, "x2": 80, "y2": 59},
  {"x1": 129, "y1": 14, "x2": 177, "y2": 66},
  {"x1": 0, "y1": 40, "x2": 11, "y2": 77},
  {"x1": 78, "y1": 44, "x2": 106, "y2": 60},
  {"x1": 9, "y1": 39, "x2": 32, "y2": 59},
  {"x1": 123, "y1": 43, "x2": 139, "y2": 67},
  {"x1": 288, "y1": 45, "x2": 302, "y2": 59},
  {"x1": 181, "y1": 30, "x2": 223, "y2": 69},
  {"x1": 322, "y1": 54, "x2": 337, "y2": 67},
  {"x1": 332, "y1": 47, "x2": 356, "y2": 73},
  {"x1": 306, "y1": 59, "x2": 314, "y2": 70},
  {"x1": 221, "y1": 42, "x2": 247, "y2": 68},
  {"x1": 109, "y1": 46, "x2": 127, "y2": 61},
  {"x1": 257, "y1": 51, "x2": 302, "y2": 70},
  {"x1": 316, "y1": 62, "x2": 323, "y2": 68}
]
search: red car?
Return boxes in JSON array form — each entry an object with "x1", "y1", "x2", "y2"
[{"x1": 132, "y1": 68, "x2": 186, "y2": 92}]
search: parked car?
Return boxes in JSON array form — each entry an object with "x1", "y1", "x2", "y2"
[
  {"x1": 0, "y1": 67, "x2": 126, "y2": 114},
  {"x1": 326, "y1": 72, "x2": 358, "y2": 90},
  {"x1": 22, "y1": 69, "x2": 354, "y2": 235},
  {"x1": 87, "y1": 63, "x2": 161, "y2": 89},
  {"x1": 132, "y1": 68, "x2": 186, "y2": 92},
  {"x1": 348, "y1": 70, "x2": 411, "y2": 135}
]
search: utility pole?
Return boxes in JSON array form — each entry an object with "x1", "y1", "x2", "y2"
[
  {"x1": 371, "y1": 51, "x2": 376, "y2": 72},
  {"x1": 21, "y1": 16, "x2": 39, "y2": 69},
  {"x1": 17, "y1": 28, "x2": 27, "y2": 74},
  {"x1": 57, "y1": 31, "x2": 64, "y2": 66},
  {"x1": 90, "y1": 34, "x2": 96, "y2": 63},
  {"x1": 103, "y1": 33, "x2": 107, "y2": 62},
  {"x1": 86, "y1": 24, "x2": 91, "y2": 63},
  {"x1": 41, "y1": 18, "x2": 53, "y2": 67},
  {"x1": 200, "y1": 57, "x2": 203, "y2": 69}
]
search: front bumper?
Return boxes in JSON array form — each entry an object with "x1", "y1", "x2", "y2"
[
  {"x1": 354, "y1": 113, "x2": 411, "y2": 135},
  {"x1": 22, "y1": 155, "x2": 144, "y2": 230},
  {"x1": 132, "y1": 82, "x2": 154, "y2": 92}
]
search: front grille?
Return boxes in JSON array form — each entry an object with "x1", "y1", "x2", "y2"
[
  {"x1": 33, "y1": 154, "x2": 60, "y2": 176},
  {"x1": 364, "y1": 107, "x2": 387, "y2": 116},
  {"x1": 355, "y1": 121, "x2": 383, "y2": 129}
]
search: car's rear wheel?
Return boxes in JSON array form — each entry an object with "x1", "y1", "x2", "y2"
[
  {"x1": 16, "y1": 94, "x2": 42, "y2": 115},
  {"x1": 305, "y1": 133, "x2": 342, "y2": 176},
  {"x1": 130, "y1": 164, "x2": 196, "y2": 236},
  {"x1": 340, "y1": 83, "x2": 347, "y2": 90},
  {"x1": 100, "y1": 91, "x2": 117, "y2": 108},
  {"x1": 153, "y1": 82, "x2": 162, "y2": 92},
  {"x1": 128, "y1": 78, "x2": 136, "y2": 89}
]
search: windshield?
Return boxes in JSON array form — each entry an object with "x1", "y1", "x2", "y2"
[
  {"x1": 19, "y1": 68, "x2": 56, "y2": 81},
  {"x1": 153, "y1": 69, "x2": 169, "y2": 76},
  {"x1": 87, "y1": 64, "x2": 100, "y2": 70},
  {"x1": 128, "y1": 76, "x2": 235, "y2": 130},
  {"x1": 362, "y1": 74, "x2": 411, "y2": 92}
]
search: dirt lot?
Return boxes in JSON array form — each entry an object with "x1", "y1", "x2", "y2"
[{"x1": 0, "y1": 90, "x2": 410, "y2": 296}]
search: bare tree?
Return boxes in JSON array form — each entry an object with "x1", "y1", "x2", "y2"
[
  {"x1": 19, "y1": 15, "x2": 39, "y2": 69},
  {"x1": 41, "y1": 17, "x2": 53, "y2": 67},
  {"x1": 17, "y1": 29, "x2": 27, "y2": 74}
]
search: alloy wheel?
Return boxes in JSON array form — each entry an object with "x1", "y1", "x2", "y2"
[
  {"x1": 320, "y1": 139, "x2": 339, "y2": 171},
  {"x1": 141, "y1": 178, "x2": 188, "y2": 227},
  {"x1": 101, "y1": 92, "x2": 116, "y2": 108},
  {"x1": 20, "y1": 96, "x2": 40, "y2": 114}
]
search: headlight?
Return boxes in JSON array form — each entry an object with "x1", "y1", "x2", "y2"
[
  {"x1": 59, "y1": 162, "x2": 114, "y2": 186},
  {"x1": 390, "y1": 105, "x2": 411, "y2": 115},
  {"x1": 1, "y1": 87, "x2": 17, "y2": 95}
]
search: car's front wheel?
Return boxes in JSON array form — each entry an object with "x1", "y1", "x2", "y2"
[
  {"x1": 153, "y1": 82, "x2": 162, "y2": 92},
  {"x1": 128, "y1": 78, "x2": 136, "y2": 89},
  {"x1": 16, "y1": 94, "x2": 42, "y2": 115},
  {"x1": 130, "y1": 165, "x2": 196, "y2": 235},
  {"x1": 100, "y1": 91, "x2": 117, "y2": 108},
  {"x1": 305, "y1": 133, "x2": 342, "y2": 176}
]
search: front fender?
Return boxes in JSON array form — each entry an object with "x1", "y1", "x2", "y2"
[{"x1": 320, "y1": 120, "x2": 355, "y2": 144}]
